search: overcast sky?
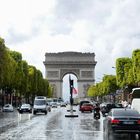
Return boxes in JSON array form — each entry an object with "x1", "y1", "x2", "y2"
[{"x1": 0, "y1": 0, "x2": 140, "y2": 83}]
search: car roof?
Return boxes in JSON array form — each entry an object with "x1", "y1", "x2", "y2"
[
  {"x1": 80, "y1": 100, "x2": 90, "y2": 103},
  {"x1": 82, "y1": 103, "x2": 92, "y2": 105},
  {"x1": 4, "y1": 104, "x2": 12, "y2": 106}
]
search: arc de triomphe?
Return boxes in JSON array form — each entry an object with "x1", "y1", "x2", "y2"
[{"x1": 43, "y1": 52, "x2": 97, "y2": 99}]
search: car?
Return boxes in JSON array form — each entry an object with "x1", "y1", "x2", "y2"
[
  {"x1": 3, "y1": 104, "x2": 14, "y2": 112},
  {"x1": 79, "y1": 100, "x2": 90, "y2": 111},
  {"x1": 100, "y1": 102, "x2": 123, "y2": 116},
  {"x1": 19, "y1": 104, "x2": 32, "y2": 113},
  {"x1": 33, "y1": 96, "x2": 48, "y2": 115},
  {"x1": 60, "y1": 102, "x2": 66, "y2": 107},
  {"x1": 51, "y1": 102, "x2": 58, "y2": 108},
  {"x1": 103, "y1": 108, "x2": 140, "y2": 140},
  {"x1": 131, "y1": 98, "x2": 140, "y2": 113},
  {"x1": 80, "y1": 103, "x2": 94, "y2": 113}
]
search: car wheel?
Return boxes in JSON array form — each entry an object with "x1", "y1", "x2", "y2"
[
  {"x1": 138, "y1": 133, "x2": 140, "y2": 139},
  {"x1": 33, "y1": 111, "x2": 36, "y2": 115},
  {"x1": 130, "y1": 133, "x2": 136, "y2": 139}
]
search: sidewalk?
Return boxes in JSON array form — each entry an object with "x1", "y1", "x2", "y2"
[{"x1": 0, "y1": 110, "x2": 19, "y2": 133}]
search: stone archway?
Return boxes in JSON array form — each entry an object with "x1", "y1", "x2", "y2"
[{"x1": 43, "y1": 52, "x2": 97, "y2": 98}]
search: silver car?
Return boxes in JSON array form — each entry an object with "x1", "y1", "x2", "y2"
[{"x1": 3, "y1": 104, "x2": 14, "y2": 112}]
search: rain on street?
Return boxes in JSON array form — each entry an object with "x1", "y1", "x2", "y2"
[{"x1": 0, "y1": 105, "x2": 139, "y2": 140}]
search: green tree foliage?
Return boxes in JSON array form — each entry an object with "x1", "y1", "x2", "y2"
[
  {"x1": 28, "y1": 65, "x2": 37, "y2": 97},
  {"x1": 9, "y1": 51, "x2": 23, "y2": 90},
  {"x1": 87, "y1": 85, "x2": 97, "y2": 97},
  {"x1": 0, "y1": 39, "x2": 17, "y2": 91},
  {"x1": 88, "y1": 75, "x2": 118, "y2": 97},
  {"x1": 0, "y1": 38, "x2": 7, "y2": 88},
  {"x1": 132, "y1": 49, "x2": 140, "y2": 85},
  {"x1": 116, "y1": 57, "x2": 133, "y2": 88},
  {"x1": 20, "y1": 60, "x2": 29, "y2": 95},
  {"x1": 102, "y1": 75, "x2": 118, "y2": 95},
  {"x1": 0, "y1": 37, "x2": 51, "y2": 104}
]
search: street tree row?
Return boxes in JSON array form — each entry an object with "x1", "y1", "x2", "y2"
[
  {"x1": 0, "y1": 37, "x2": 52, "y2": 104},
  {"x1": 88, "y1": 49, "x2": 140, "y2": 98}
]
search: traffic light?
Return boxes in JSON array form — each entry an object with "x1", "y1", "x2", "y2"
[{"x1": 70, "y1": 79, "x2": 73, "y2": 87}]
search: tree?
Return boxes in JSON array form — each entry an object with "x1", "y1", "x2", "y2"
[
  {"x1": 87, "y1": 85, "x2": 97, "y2": 97},
  {"x1": 116, "y1": 57, "x2": 133, "y2": 88},
  {"x1": 132, "y1": 49, "x2": 140, "y2": 86}
]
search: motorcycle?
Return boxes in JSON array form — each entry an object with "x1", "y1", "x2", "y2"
[{"x1": 94, "y1": 110, "x2": 100, "y2": 120}]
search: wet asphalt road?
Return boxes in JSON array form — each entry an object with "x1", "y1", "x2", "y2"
[{"x1": 0, "y1": 106, "x2": 139, "y2": 140}]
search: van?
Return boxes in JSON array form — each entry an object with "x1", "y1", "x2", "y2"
[
  {"x1": 131, "y1": 98, "x2": 140, "y2": 113},
  {"x1": 33, "y1": 96, "x2": 47, "y2": 115}
]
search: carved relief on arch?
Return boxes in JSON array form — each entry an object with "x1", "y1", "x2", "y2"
[{"x1": 47, "y1": 71, "x2": 59, "y2": 78}]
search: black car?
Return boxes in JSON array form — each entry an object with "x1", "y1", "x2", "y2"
[
  {"x1": 103, "y1": 108, "x2": 140, "y2": 140},
  {"x1": 100, "y1": 103, "x2": 123, "y2": 116},
  {"x1": 19, "y1": 104, "x2": 32, "y2": 113}
]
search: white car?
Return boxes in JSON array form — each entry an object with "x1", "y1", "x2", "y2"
[
  {"x1": 51, "y1": 102, "x2": 58, "y2": 108},
  {"x1": 131, "y1": 98, "x2": 140, "y2": 113},
  {"x1": 3, "y1": 104, "x2": 14, "y2": 112}
]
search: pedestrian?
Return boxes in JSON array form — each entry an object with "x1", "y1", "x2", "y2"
[{"x1": 127, "y1": 102, "x2": 131, "y2": 108}]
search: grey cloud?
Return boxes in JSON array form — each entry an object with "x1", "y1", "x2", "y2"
[
  {"x1": 6, "y1": 19, "x2": 42, "y2": 45},
  {"x1": 49, "y1": 0, "x2": 113, "y2": 35},
  {"x1": 6, "y1": 28, "x2": 30, "y2": 45}
]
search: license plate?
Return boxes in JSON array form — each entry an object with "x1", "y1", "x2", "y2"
[{"x1": 123, "y1": 121, "x2": 134, "y2": 124}]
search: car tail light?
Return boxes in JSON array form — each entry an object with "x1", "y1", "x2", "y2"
[
  {"x1": 111, "y1": 119, "x2": 120, "y2": 124},
  {"x1": 137, "y1": 120, "x2": 140, "y2": 124}
]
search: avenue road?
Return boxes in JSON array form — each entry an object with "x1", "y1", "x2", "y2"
[{"x1": 0, "y1": 105, "x2": 138, "y2": 140}]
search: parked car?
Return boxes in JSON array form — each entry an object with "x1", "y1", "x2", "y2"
[
  {"x1": 19, "y1": 104, "x2": 32, "y2": 113},
  {"x1": 80, "y1": 103, "x2": 94, "y2": 113},
  {"x1": 103, "y1": 108, "x2": 140, "y2": 140},
  {"x1": 79, "y1": 100, "x2": 90, "y2": 111},
  {"x1": 3, "y1": 104, "x2": 14, "y2": 112}
]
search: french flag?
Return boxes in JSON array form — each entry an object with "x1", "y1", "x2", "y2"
[{"x1": 72, "y1": 87, "x2": 78, "y2": 94}]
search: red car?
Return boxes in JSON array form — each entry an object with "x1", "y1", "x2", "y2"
[{"x1": 80, "y1": 103, "x2": 94, "y2": 113}]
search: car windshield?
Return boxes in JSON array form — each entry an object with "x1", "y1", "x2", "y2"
[
  {"x1": 21, "y1": 104, "x2": 30, "y2": 107},
  {"x1": 34, "y1": 100, "x2": 46, "y2": 105},
  {"x1": 82, "y1": 103, "x2": 92, "y2": 106},
  {"x1": 4, "y1": 104, "x2": 10, "y2": 107},
  {"x1": 113, "y1": 109, "x2": 140, "y2": 116}
]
